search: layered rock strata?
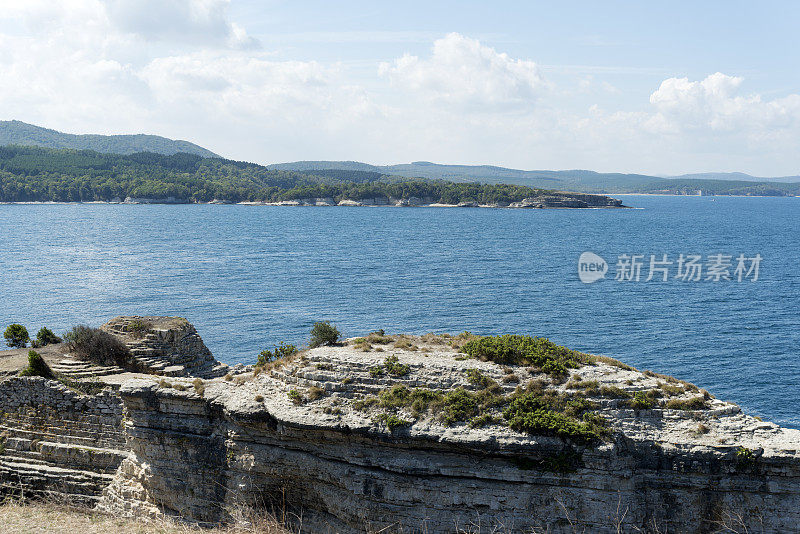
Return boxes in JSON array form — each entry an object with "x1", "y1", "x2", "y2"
[{"x1": 0, "y1": 319, "x2": 797, "y2": 533}]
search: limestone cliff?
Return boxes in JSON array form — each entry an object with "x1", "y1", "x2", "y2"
[{"x1": 1, "y1": 319, "x2": 799, "y2": 533}]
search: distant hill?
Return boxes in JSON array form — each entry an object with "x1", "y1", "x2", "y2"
[
  {"x1": 668, "y1": 172, "x2": 800, "y2": 183},
  {"x1": 0, "y1": 120, "x2": 219, "y2": 158},
  {"x1": 269, "y1": 160, "x2": 800, "y2": 196}
]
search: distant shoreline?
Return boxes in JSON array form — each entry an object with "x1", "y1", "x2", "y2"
[{"x1": 0, "y1": 200, "x2": 627, "y2": 209}]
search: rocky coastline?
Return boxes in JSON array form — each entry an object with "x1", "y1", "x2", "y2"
[{"x1": 1, "y1": 317, "x2": 797, "y2": 533}]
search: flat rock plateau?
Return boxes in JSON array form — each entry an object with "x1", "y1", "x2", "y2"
[{"x1": 1, "y1": 317, "x2": 798, "y2": 533}]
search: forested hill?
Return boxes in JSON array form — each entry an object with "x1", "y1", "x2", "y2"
[
  {"x1": 0, "y1": 121, "x2": 218, "y2": 158},
  {"x1": 271, "y1": 160, "x2": 800, "y2": 196},
  {"x1": 0, "y1": 146, "x2": 595, "y2": 205}
]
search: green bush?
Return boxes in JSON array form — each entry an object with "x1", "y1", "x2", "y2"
[
  {"x1": 503, "y1": 391, "x2": 604, "y2": 444},
  {"x1": 257, "y1": 342, "x2": 298, "y2": 367},
  {"x1": 383, "y1": 355, "x2": 410, "y2": 376},
  {"x1": 629, "y1": 391, "x2": 656, "y2": 409},
  {"x1": 436, "y1": 388, "x2": 481, "y2": 425},
  {"x1": 465, "y1": 369, "x2": 492, "y2": 388},
  {"x1": 63, "y1": 325, "x2": 131, "y2": 367},
  {"x1": 18, "y1": 350, "x2": 54, "y2": 379},
  {"x1": 35, "y1": 327, "x2": 62, "y2": 347},
  {"x1": 4, "y1": 324, "x2": 29, "y2": 348},
  {"x1": 309, "y1": 321, "x2": 340, "y2": 348},
  {"x1": 462, "y1": 334, "x2": 585, "y2": 376},
  {"x1": 664, "y1": 396, "x2": 706, "y2": 411},
  {"x1": 375, "y1": 413, "x2": 410, "y2": 431}
]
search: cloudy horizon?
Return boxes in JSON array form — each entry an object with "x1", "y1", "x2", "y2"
[{"x1": 1, "y1": 1, "x2": 799, "y2": 176}]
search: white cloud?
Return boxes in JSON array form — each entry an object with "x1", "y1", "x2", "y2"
[
  {"x1": 103, "y1": 0, "x2": 259, "y2": 49},
  {"x1": 650, "y1": 72, "x2": 800, "y2": 132},
  {"x1": 0, "y1": 1, "x2": 798, "y2": 176},
  {"x1": 379, "y1": 32, "x2": 546, "y2": 110}
]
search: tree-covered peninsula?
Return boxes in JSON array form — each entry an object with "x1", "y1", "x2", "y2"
[{"x1": 0, "y1": 146, "x2": 619, "y2": 206}]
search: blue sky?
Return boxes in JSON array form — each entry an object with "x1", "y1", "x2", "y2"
[{"x1": 1, "y1": 1, "x2": 799, "y2": 175}]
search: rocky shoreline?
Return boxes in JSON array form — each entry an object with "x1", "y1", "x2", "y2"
[
  {"x1": 1, "y1": 317, "x2": 797, "y2": 533},
  {"x1": 0, "y1": 193, "x2": 626, "y2": 208}
]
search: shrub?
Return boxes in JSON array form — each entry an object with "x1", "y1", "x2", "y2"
[
  {"x1": 664, "y1": 396, "x2": 706, "y2": 411},
  {"x1": 173, "y1": 383, "x2": 186, "y2": 391},
  {"x1": 254, "y1": 395, "x2": 264, "y2": 403},
  {"x1": 599, "y1": 386, "x2": 631, "y2": 399},
  {"x1": 503, "y1": 392, "x2": 603, "y2": 444},
  {"x1": 435, "y1": 388, "x2": 480, "y2": 425},
  {"x1": 588, "y1": 355, "x2": 635, "y2": 371},
  {"x1": 462, "y1": 334, "x2": 585, "y2": 377},
  {"x1": 736, "y1": 447, "x2": 756, "y2": 467},
  {"x1": 18, "y1": 350, "x2": 54, "y2": 379},
  {"x1": 63, "y1": 325, "x2": 131, "y2": 367},
  {"x1": 465, "y1": 369, "x2": 492, "y2": 388},
  {"x1": 309, "y1": 321, "x2": 340, "y2": 348},
  {"x1": 383, "y1": 355, "x2": 409, "y2": 377},
  {"x1": 629, "y1": 391, "x2": 656, "y2": 409},
  {"x1": 4, "y1": 324, "x2": 29, "y2": 348},
  {"x1": 35, "y1": 327, "x2": 61, "y2": 346},
  {"x1": 366, "y1": 330, "x2": 393, "y2": 344},
  {"x1": 193, "y1": 378, "x2": 205, "y2": 397},
  {"x1": 128, "y1": 319, "x2": 152, "y2": 339},
  {"x1": 375, "y1": 413, "x2": 410, "y2": 431},
  {"x1": 257, "y1": 342, "x2": 298, "y2": 367},
  {"x1": 307, "y1": 386, "x2": 324, "y2": 401},
  {"x1": 288, "y1": 389, "x2": 303, "y2": 405}
]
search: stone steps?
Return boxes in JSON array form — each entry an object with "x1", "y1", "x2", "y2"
[
  {"x1": 50, "y1": 359, "x2": 126, "y2": 378},
  {"x1": 0, "y1": 456, "x2": 113, "y2": 499}
]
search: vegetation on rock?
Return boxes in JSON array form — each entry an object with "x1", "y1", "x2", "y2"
[
  {"x1": 461, "y1": 334, "x2": 587, "y2": 376},
  {"x1": 309, "y1": 321, "x2": 340, "y2": 348},
  {"x1": 35, "y1": 327, "x2": 62, "y2": 347},
  {"x1": 257, "y1": 342, "x2": 298, "y2": 367},
  {"x1": 63, "y1": 325, "x2": 131, "y2": 367},
  {"x1": 18, "y1": 350, "x2": 54, "y2": 379}
]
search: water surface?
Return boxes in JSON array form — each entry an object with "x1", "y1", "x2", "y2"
[{"x1": 1, "y1": 196, "x2": 797, "y2": 427}]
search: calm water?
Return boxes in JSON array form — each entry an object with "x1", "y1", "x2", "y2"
[{"x1": 0, "y1": 196, "x2": 798, "y2": 428}]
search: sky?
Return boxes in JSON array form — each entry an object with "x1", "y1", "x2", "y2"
[{"x1": 1, "y1": 0, "x2": 799, "y2": 175}]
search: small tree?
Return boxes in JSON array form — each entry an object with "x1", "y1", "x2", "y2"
[
  {"x1": 36, "y1": 327, "x2": 62, "y2": 347},
  {"x1": 4, "y1": 324, "x2": 29, "y2": 348},
  {"x1": 257, "y1": 342, "x2": 298, "y2": 367},
  {"x1": 309, "y1": 321, "x2": 340, "y2": 348},
  {"x1": 18, "y1": 350, "x2": 54, "y2": 379}
]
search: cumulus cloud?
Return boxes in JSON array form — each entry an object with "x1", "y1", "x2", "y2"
[
  {"x1": 0, "y1": 1, "x2": 798, "y2": 175},
  {"x1": 650, "y1": 72, "x2": 800, "y2": 132},
  {"x1": 379, "y1": 32, "x2": 546, "y2": 110}
]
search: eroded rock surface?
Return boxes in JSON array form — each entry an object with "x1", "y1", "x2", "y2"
[
  {"x1": 96, "y1": 332, "x2": 800, "y2": 533},
  {"x1": 101, "y1": 316, "x2": 229, "y2": 378},
  {"x1": 1, "y1": 321, "x2": 798, "y2": 532}
]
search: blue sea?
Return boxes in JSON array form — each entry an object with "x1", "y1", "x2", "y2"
[{"x1": 0, "y1": 196, "x2": 798, "y2": 428}]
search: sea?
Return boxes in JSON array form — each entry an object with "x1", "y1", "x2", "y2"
[{"x1": 0, "y1": 195, "x2": 798, "y2": 428}]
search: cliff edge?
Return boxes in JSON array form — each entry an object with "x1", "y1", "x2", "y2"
[{"x1": 2, "y1": 319, "x2": 799, "y2": 533}]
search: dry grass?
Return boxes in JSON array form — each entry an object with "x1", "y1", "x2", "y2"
[{"x1": 0, "y1": 499, "x2": 293, "y2": 534}]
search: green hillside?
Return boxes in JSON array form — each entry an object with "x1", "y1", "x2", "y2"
[
  {"x1": 0, "y1": 146, "x2": 593, "y2": 205},
  {"x1": 0, "y1": 121, "x2": 219, "y2": 158}
]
